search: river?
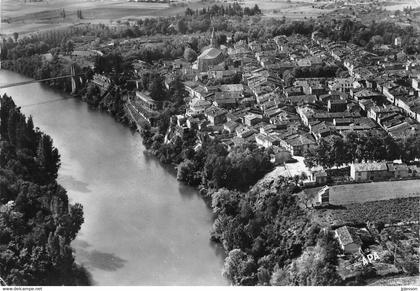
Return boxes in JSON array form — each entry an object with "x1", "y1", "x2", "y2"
[{"x1": 0, "y1": 70, "x2": 227, "y2": 286}]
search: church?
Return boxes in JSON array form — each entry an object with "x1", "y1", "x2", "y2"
[{"x1": 196, "y1": 29, "x2": 224, "y2": 72}]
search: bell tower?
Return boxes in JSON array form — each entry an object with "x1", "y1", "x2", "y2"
[{"x1": 210, "y1": 27, "x2": 216, "y2": 48}]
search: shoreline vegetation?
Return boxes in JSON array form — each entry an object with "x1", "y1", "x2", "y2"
[
  {"x1": 1, "y1": 2, "x2": 419, "y2": 286},
  {"x1": 0, "y1": 94, "x2": 90, "y2": 285}
]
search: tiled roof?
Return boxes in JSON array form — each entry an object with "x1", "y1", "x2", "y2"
[
  {"x1": 198, "y1": 48, "x2": 222, "y2": 60},
  {"x1": 335, "y1": 226, "x2": 362, "y2": 246},
  {"x1": 352, "y1": 162, "x2": 388, "y2": 172}
]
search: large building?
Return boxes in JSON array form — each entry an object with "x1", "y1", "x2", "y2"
[
  {"x1": 350, "y1": 162, "x2": 390, "y2": 182},
  {"x1": 197, "y1": 29, "x2": 224, "y2": 72}
]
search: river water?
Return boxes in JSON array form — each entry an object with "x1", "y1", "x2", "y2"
[{"x1": 0, "y1": 70, "x2": 227, "y2": 286}]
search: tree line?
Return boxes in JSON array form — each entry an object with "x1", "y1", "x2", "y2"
[
  {"x1": 303, "y1": 131, "x2": 420, "y2": 168},
  {"x1": 0, "y1": 94, "x2": 88, "y2": 285}
]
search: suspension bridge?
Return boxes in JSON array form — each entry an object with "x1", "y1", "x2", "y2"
[{"x1": 0, "y1": 64, "x2": 80, "y2": 93}]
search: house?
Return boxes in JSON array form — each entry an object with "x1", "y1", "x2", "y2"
[
  {"x1": 212, "y1": 92, "x2": 238, "y2": 109},
  {"x1": 187, "y1": 98, "x2": 212, "y2": 116},
  {"x1": 350, "y1": 162, "x2": 391, "y2": 182},
  {"x1": 184, "y1": 81, "x2": 209, "y2": 99},
  {"x1": 186, "y1": 117, "x2": 200, "y2": 129},
  {"x1": 288, "y1": 94, "x2": 318, "y2": 105},
  {"x1": 92, "y1": 73, "x2": 112, "y2": 94},
  {"x1": 394, "y1": 37, "x2": 402, "y2": 47},
  {"x1": 135, "y1": 91, "x2": 161, "y2": 112},
  {"x1": 223, "y1": 120, "x2": 239, "y2": 134},
  {"x1": 328, "y1": 78, "x2": 353, "y2": 92},
  {"x1": 204, "y1": 106, "x2": 227, "y2": 125},
  {"x1": 244, "y1": 113, "x2": 262, "y2": 126},
  {"x1": 328, "y1": 99, "x2": 347, "y2": 112},
  {"x1": 255, "y1": 133, "x2": 280, "y2": 148},
  {"x1": 335, "y1": 226, "x2": 362, "y2": 254},
  {"x1": 280, "y1": 134, "x2": 317, "y2": 156},
  {"x1": 312, "y1": 171, "x2": 328, "y2": 185},
  {"x1": 235, "y1": 126, "x2": 257, "y2": 138},
  {"x1": 387, "y1": 163, "x2": 409, "y2": 178}
]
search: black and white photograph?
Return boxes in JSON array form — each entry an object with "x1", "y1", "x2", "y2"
[{"x1": 0, "y1": 0, "x2": 419, "y2": 288}]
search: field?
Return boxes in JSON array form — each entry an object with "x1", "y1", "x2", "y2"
[
  {"x1": 329, "y1": 180, "x2": 420, "y2": 205},
  {"x1": 311, "y1": 196, "x2": 420, "y2": 227},
  {"x1": 0, "y1": 0, "x2": 206, "y2": 36},
  {"x1": 2, "y1": 0, "x2": 418, "y2": 36},
  {"x1": 304, "y1": 179, "x2": 420, "y2": 205},
  {"x1": 330, "y1": 197, "x2": 419, "y2": 225},
  {"x1": 245, "y1": 0, "x2": 335, "y2": 19}
]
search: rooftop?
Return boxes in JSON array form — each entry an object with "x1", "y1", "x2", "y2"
[{"x1": 198, "y1": 47, "x2": 223, "y2": 60}]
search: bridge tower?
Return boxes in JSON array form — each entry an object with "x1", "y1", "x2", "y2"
[{"x1": 70, "y1": 64, "x2": 77, "y2": 94}]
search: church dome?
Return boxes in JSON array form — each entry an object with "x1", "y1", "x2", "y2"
[{"x1": 198, "y1": 47, "x2": 222, "y2": 60}]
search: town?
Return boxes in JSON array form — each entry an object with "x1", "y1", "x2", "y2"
[{"x1": 0, "y1": 0, "x2": 419, "y2": 287}]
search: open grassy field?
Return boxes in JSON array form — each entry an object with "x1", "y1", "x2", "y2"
[
  {"x1": 0, "y1": 0, "x2": 337, "y2": 36},
  {"x1": 305, "y1": 179, "x2": 420, "y2": 205},
  {"x1": 3, "y1": 0, "x2": 417, "y2": 37},
  {"x1": 329, "y1": 180, "x2": 420, "y2": 205},
  {"x1": 244, "y1": 0, "x2": 334, "y2": 19},
  {"x1": 0, "y1": 0, "x2": 206, "y2": 36}
]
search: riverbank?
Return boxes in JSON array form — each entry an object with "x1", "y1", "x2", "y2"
[
  {"x1": 0, "y1": 69, "x2": 228, "y2": 285},
  {"x1": 0, "y1": 93, "x2": 90, "y2": 285}
]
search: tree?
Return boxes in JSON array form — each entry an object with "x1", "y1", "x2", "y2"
[
  {"x1": 270, "y1": 266, "x2": 291, "y2": 285},
  {"x1": 169, "y1": 76, "x2": 188, "y2": 105},
  {"x1": 216, "y1": 34, "x2": 227, "y2": 46},
  {"x1": 7, "y1": 109, "x2": 19, "y2": 146},
  {"x1": 36, "y1": 134, "x2": 61, "y2": 183},
  {"x1": 13, "y1": 32, "x2": 18, "y2": 43},
  {"x1": 211, "y1": 188, "x2": 240, "y2": 216},
  {"x1": 0, "y1": 42, "x2": 8, "y2": 60},
  {"x1": 176, "y1": 19, "x2": 188, "y2": 34},
  {"x1": 77, "y1": 9, "x2": 83, "y2": 19},
  {"x1": 65, "y1": 40, "x2": 74, "y2": 56},
  {"x1": 223, "y1": 249, "x2": 257, "y2": 285},
  {"x1": 177, "y1": 160, "x2": 197, "y2": 185},
  {"x1": 69, "y1": 203, "x2": 84, "y2": 240},
  {"x1": 148, "y1": 74, "x2": 166, "y2": 102},
  {"x1": 183, "y1": 47, "x2": 197, "y2": 63},
  {"x1": 399, "y1": 136, "x2": 420, "y2": 163}
]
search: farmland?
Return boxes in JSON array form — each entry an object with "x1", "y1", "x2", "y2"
[
  {"x1": 1, "y1": 0, "x2": 206, "y2": 36},
  {"x1": 246, "y1": 0, "x2": 335, "y2": 19},
  {"x1": 2, "y1": 0, "x2": 418, "y2": 37},
  {"x1": 304, "y1": 179, "x2": 420, "y2": 205},
  {"x1": 311, "y1": 197, "x2": 420, "y2": 228},
  {"x1": 329, "y1": 180, "x2": 420, "y2": 205},
  {"x1": 332, "y1": 197, "x2": 419, "y2": 226}
]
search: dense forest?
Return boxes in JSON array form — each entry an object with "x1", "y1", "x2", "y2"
[
  {"x1": 0, "y1": 94, "x2": 89, "y2": 285},
  {"x1": 210, "y1": 177, "x2": 343, "y2": 285}
]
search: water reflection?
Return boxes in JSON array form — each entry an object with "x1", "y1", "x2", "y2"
[{"x1": 59, "y1": 175, "x2": 91, "y2": 193}]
